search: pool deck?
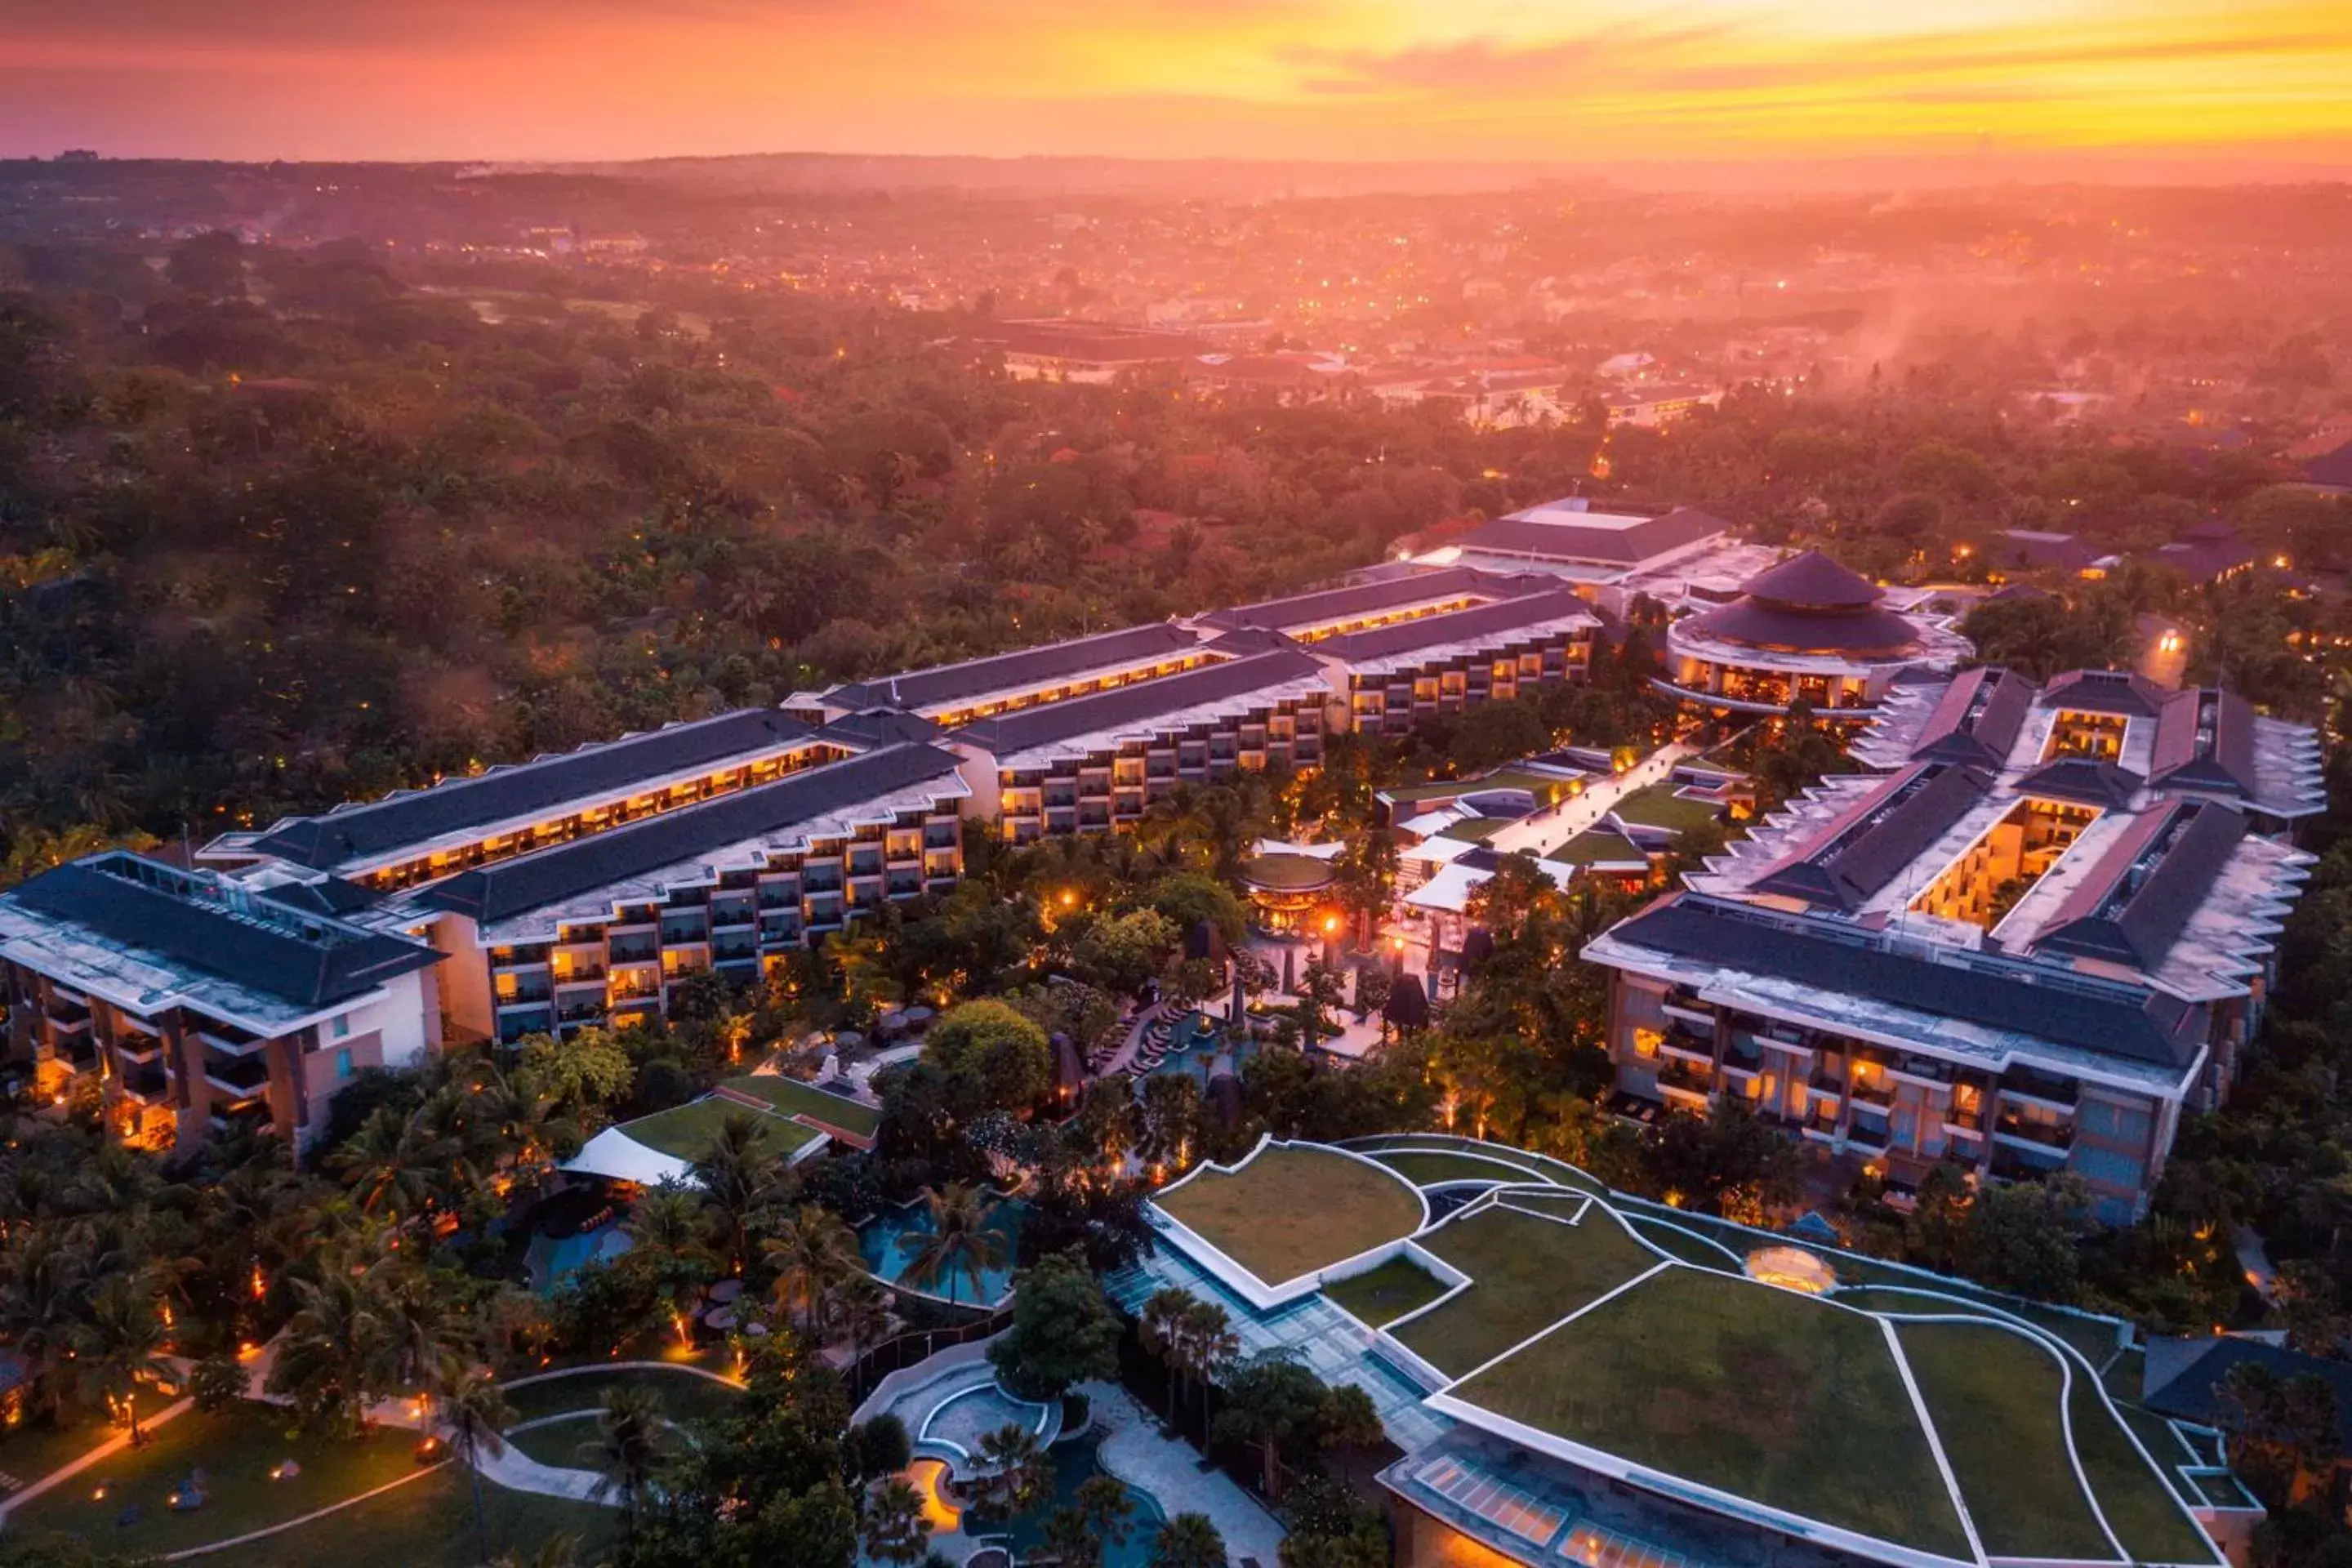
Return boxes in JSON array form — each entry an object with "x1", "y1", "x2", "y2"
[{"x1": 1085, "y1": 1380, "x2": 1284, "y2": 1567}]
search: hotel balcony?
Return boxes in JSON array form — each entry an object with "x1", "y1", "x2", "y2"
[
  {"x1": 45, "y1": 997, "x2": 92, "y2": 1032},
  {"x1": 1941, "y1": 1103, "x2": 1986, "y2": 1136},
  {"x1": 111, "y1": 1031, "x2": 165, "y2": 1066},
  {"x1": 1657, "y1": 1028, "x2": 1714, "y2": 1064},
  {"x1": 208, "y1": 1102, "x2": 274, "y2": 1138},
  {"x1": 118, "y1": 1063, "x2": 171, "y2": 1106},
  {"x1": 1718, "y1": 1047, "x2": 1764, "y2": 1082},
  {"x1": 1998, "y1": 1073, "x2": 2079, "y2": 1113},
  {"x1": 202, "y1": 1052, "x2": 272, "y2": 1098},
  {"x1": 1657, "y1": 1059, "x2": 1716, "y2": 1101},
  {"x1": 552, "y1": 960, "x2": 607, "y2": 985},
  {"x1": 1801, "y1": 1109, "x2": 1843, "y2": 1143},
  {"x1": 555, "y1": 1000, "x2": 606, "y2": 1025},
  {"x1": 1993, "y1": 1116, "x2": 2074, "y2": 1152},
  {"x1": 1846, "y1": 1115, "x2": 1891, "y2": 1153},
  {"x1": 1848, "y1": 1079, "x2": 1895, "y2": 1111},
  {"x1": 1806, "y1": 1074, "x2": 1843, "y2": 1103},
  {"x1": 194, "y1": 1024, "x2": 267, "y2": 1057},
  {"x1": 608, "y1": 936, "x2": 659, "y2": 964},
  {"x1": 1660, "y1": 987, "x2": 1713, "y2": 1027}
]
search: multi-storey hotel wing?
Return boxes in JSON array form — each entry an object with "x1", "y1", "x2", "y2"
[{"x1": 1586, "y1": 667, "x2": 2323, "y2": 1221}]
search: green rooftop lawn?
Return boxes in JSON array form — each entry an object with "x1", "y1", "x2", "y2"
[
  {"x1": 616, "y1": 1098, "x2": 819, "y2": 1163},
  {"x1": 1493, "y1": 1188, "x2": 1592, "y2": 1220},
  {"x1": 1435, "y1": 817, "x2": 1511, "y2": 844},
  {"x1": 1826, "y1": 1265, "x2": 2123, "y2": 1366},
  {"x1": 1321, "y1": 1255, "x2": 1452, "y2": 1327},
  {"x1": 1392, "y1": 1204, "x2": 1658, "y2": 1377},
  {"x1": 501, "y1": 1366, "x2": 746, "y2": 1429},
  {"x1": 1547, "y1": 830, "x2": 1650, "y2": 866},
  {"x1": 719, "y1": 1074, "x2": 881, "y2": 1137},
  {"x1": 2067, "y1": 1378, "x2": 2220, "y2": 1564},
  {"x1": 9, "y1": 1401, "x2": 424, "y2": 1559},
  {"x1": 1454, "y1": 1267, "x2": 1971, "y2": 1561},
  {"x1": 1607, "y1": 783, "x2": 1723, "y2": 835},
  {"x1": 224, "y1": 1463, "x2": 617, "y2": 1568},
  {"x1": 1625, "y1": 1215, "x2": 1745, "y2": 1272},
  {"x1": 1156, "y1": 1144, "x2": 1423, "y2": 1288},
  {"x1": 1384, "y1": 768, "x2": 1571, "y2": 807},
  {"x1": 1343, "y1": 1136, "x2": 1607, "y2": 1194},
  {"x1": 1369, "y1": 1150, "x2": 1544, "y2": 1187},
  {"x1": 1895, "y1": 1321, "x2": 2113, "y2": 1560}
]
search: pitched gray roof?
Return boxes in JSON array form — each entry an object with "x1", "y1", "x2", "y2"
[
  {"x1": 950, "y1": 648, "x2": 1324, "y2": 756},
  {"x1": 420, "y1": 743, "x2": 964, "y2": 924},
  {"x1": 1197, "y1": 568, "x2": 1504, "y2": 631},
  {"x1": 249, "y1": 710, "x2": 813, "y2": 871},
  {"x1": 2144, "y1": 1335, "x2": 2352, "y2": 1449},
  {"x1": 2034, "y1": 801, "x2": 2248, "y2": 969},
  {"x1": 1910, "y1": 666, "x2": 2035, "y2": 768},
  {"x1": 4, "y1": 853, "x2": 441, "y2": 1010},
  {"x1": 1751, "y1": 764, "x2": 1990, "y2": 911},
  {"x1": 1320, "y1": 587, "x2": 1595, "y2": 664},
  {"x1": 1602, "y1": 893, "x2": 2204, "y2": 1068},
  {"x1": 1739, "y1": 550, "x2": 1882, "y2": 609},
  {"x1": 826, "y1": 622, "x2": 1201, "y2": 712},
  {"x1": 1449, "y1": 505, "x2": 1731, "y2": 567}
]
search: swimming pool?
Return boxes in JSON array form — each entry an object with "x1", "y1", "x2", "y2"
[
  {"x1": 1142, "y1": 1014, "x2": 1260, "y2": 1085},
  {"x1": 997, "y1": 1436, "x2": 1165, "y2": 1568},
  {"x1": 858, "y1": 1193, "x2": 1029, "y2": 1306}
]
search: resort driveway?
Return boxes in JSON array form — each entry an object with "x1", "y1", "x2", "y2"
[{"x1": 1083, "y1": 1381, "x2": 1284, "y2": 1567}]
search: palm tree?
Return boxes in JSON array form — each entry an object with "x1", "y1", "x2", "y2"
[
  {"x1": 331, "y1": 1106, "x2": 450, "y2": 1221},
  {"x1": 624, "y1": 1183, "x2": 719, "y2": 1343},
  {"x1": 1138, "y1": 1288, "x2": 1197, "y2": 1424},
  {"x1": 862, "y1": 1475, "x2": 931, "y2": 1566},
  {"x1": 1149, "y1": 1512, "x2": 1228, "y2": 1568},
  {"x1": 69, "y1": 1271, "x2": 175, "y2": 1444},
  {"x1": 894, "y1": 1183, "x2": 1008, "y2": 1307},
  {"x1": 580, "y1": 1385, "x2": 673, "y2": 1529},
  {"x1": 0, "y1": 1230, "x2": 91, "y2": 1422},
  {"x1": 692, "y1": 1115, "x2": 786, "y2": 1274},
  {"x1": 833, "y1": 1272, "x2": 893, "y2": 1365},
  {"x1": 761, "y1": 1205, "x2": 864, "y2": 1340},
  {"x1": 1178, "y1": 1298, "x2": 1240, "y2": 1426},
  {"x1": 443, "y1": 1368, "x2": 514, "y2": 1566},
  {"x1": 267, "y1": 1267, "x2": 397, "y2": 1436},
  {"x1": 970, "y1": 1422, "x2": 1051, "y2": 1522}
]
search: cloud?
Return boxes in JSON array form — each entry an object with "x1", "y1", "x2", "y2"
[{"x1": 1289, "y1": 21, "x2": 1738, "y2": 98}]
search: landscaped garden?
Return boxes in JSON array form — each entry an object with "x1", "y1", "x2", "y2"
[
  {"x1": 1320, "y1": 1255, "x2": 1451, "y2": 1327},
  {"x1": 1367, "y1": 1149, "x2": 1547, "y2": 1188},
  {"x1": 7, "y1": 1402, "x2": 433, "y2": 1560},
  {"x1": 1155, "y1": 1143, "x2": 1423, "y2": 1289},
  {"x1": 1450, "y1": 1264, "x2": 1974, "y2": 1561},
  {"x1": 1392, "y1": 1200, "x2": 1657, "y2": 1376},
  {"x1": 1895, "y1": 1320, "x2": 2114, "y2": 1560},
  {"x1": 612, "y1": 1095, "x2": 822, "y2": 1162},
  {"x1": 500, "y1": 1365, "x2": 746, "y2": 1429},
  {"x1": 719, "y1": 1074, "x2": 882, "y2": 1139},
  {"x1": 2065, "y1": 1376, "x2": 2224, "y2": 1564},
  {"x1": 222, "y1": 1464, "x2": 618, "y2": 1568}
]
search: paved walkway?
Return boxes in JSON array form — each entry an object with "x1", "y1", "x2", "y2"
[
  {"x1": 0, "y1": 1396, "x2": 196, "y2": 1524},
  {"x1": 1084, "y1": 1381, "x2": 1284, "y2": 1567},
  {"x1": 1486, "y1": 740, "x2": 1701, "y2": 858}
]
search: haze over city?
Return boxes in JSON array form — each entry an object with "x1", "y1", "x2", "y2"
[{"x1": 2, "y1": 11, "x2": 2352, "y2": 1568}]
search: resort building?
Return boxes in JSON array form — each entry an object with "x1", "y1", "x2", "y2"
[
  {"x1": 1120, "y1": 1134, "x2": 2253, "y2": 1568},
  {"x1": 0, "y1": 852, "x2": 444, "y2": 1152},
  {"x1": 1405, "y1": 498, "x2": 1735, "y2": 590},
  {"x1": 951, "y1": 644, "x2": 1333, "y2": 844},
  {"x1": 786, "y1": 621, "x2": 1214, "y2": 731},
  {"x1": 1654, "y1": 550, "x2": 1971, "y2": 721},
  {"x1": 1585, "y1": 666, "x2": 2323, "y2": 1221}
]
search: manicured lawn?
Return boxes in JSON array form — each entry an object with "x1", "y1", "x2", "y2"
[
  {"x1": 1608, "y1": 783, "x2": 1722, "y2": 834},
  {"x1": 720, "y1": 1074, "x2": 881, "y2": 1138},
  {"x1": 501, "y1": 1366, "x2": 746, "y2": 1429},
  {"x1": 2068, "y1": 1379, "x2": 2221, "y2": 1564},
  {"x1": 226, "y1": 1465, "x2": 618, "y2": 1568},
  {"x1": 1436, "y1": 817, "x2": 1509, "y2": 843},
  {"x1": 1825, "y1": 1261, "x2": 2123, "y2": 1366},
  {"x1": 501, "y1": 1414, "x2": 600, "y2": 1470},
  {"x1": 1495, "y1": 1189, "x2": 1592, "y2": 1220},
  {"x1": 0, "y1": 1414, "x2": 109, "y2": 1496},
  {"x1": 10, "y1": 1402, "x2": 424, "y2": 1559},
  {"x1": 1369, "y1": 1150, "x2": 1539, "y2": 1187},
  {"x1": 1895, "y1": 1321, "x2": 2112, "y2": 1560},
  {"x1": 1321, "y1": 1256, "x2": 1451, "y2": 1327},
  {"x1": 1548, "y1": 829, "x2": 1649, "y2": 867},
  {"x1": 1625, "y1": 1216, "x2": 1744, "y2": 1272},
  {"x1": 1342, "y1": 1137, "x2": 1606, "y2": 1195},
  {"x1": 614, "y1": 1097, "x2": 819, "y2": 1162},
  {"x1": 1393, "y1": 1204, "x2": 1657, "y2": 1377},
  {"x1": 1156, "y1": 1144, "x2": 1423, "y2": 1289},
  {"x1": 1384, "y1": 768, "x2": 1571, "y2": 806},
  {"x1": 1454, "y1": 1267, "x2": 1971, "y2": 1561}
]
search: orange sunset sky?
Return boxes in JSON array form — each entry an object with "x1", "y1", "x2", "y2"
[{"x1": 2, "y1": 0, "x2": 2349, "y2": 168}]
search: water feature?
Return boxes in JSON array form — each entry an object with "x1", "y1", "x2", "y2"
[
  {"x1": 996, "y1": 1436, "x2": 1165, "y2": 1568},
  {"x1": 920, "y1": 1381, "x2": 1052, "y2": 1461},
  {"x1": 1142, "y1": 1013, "x2": 1261, "y2": 1085},
  {"x1": 858, "y1": 1193, "x2": 1030, "y2": 1306}
]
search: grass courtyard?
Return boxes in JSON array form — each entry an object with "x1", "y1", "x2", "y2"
[
  {"x1": 1369, "y1": 1149, "x2": 1546, "y2": 1188},
  {"x1": 1608, "y1": 782, "x2": 1724, "y2": 835},
  {"x1": 500, "y1": 1365, "x2": 746, "y2": 1429},
  {"x1": 1156, "y1": 1144, "x2": 1423, "y2": 1289},
  {"x1": 224, "y1": 1464, "x2": 617, "y2": 1568},
  {"x1": 615, "y1": 1096, "x2": 821, "y2": 1162},
  {"x1": 1321, "y1": 1255, "x2": 1451, "y2": 1326},
  {"x1": 1392, "y1": 1200, "x2": 1657, "y2": 1377},
  {"x1": 719, "y1": 1074, "x2": 881, "y2": 1138},
  {"x1": 1451, "y1": 1266, "x2": 1972, "y2": 1561},
  {"x1": 9, "y1": 1401, "x2": 428, "y2": 1559}
]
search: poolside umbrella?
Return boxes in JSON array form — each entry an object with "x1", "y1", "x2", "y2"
[
  {"x1": 1187, "y1": 917, "x2": 1226, "y2": 966},
  {"x1": 1383, "y1": 973, "x2": 1429, "y2": 1034},
  {"x1": 1051, "y1": 1032, "x2": 1085, "y2": 1099},
  {"x1": 1231, "y1": 971, "x2": 1246, "y2": 1030},
  {"x1": 1281, "y1": 947, "x2": 1295, "y2": 996}
]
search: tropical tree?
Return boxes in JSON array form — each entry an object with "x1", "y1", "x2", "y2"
[
  {"x1": 987, "y1": 1249, "x2": 1121, "y2": 1403},
  {"x1": 623, "y1": 1182, "x2": 719, "y2": 1343},
  {"x1": 443, "y1": 1368, "x2": 515, "y2": 1566},
  {"x1": 1150, "y1": 1512, "x2": 1230, "y2": 1568},
  {"x1": 69, "y1": 1271, "x2": 176, "y2": 1444},
  {"x1": 580, "y1": 1384, "x2": 674, "y2": 1529},
  {"x1": 862, "y1": 1476, "x2": 932, "y2": 1566},
  {"x1": 0, "y1": 1230, "x2": 91, "y2": 1422},
  {"x1": 268, "y1": 1266, "x2": 397, "y2": 1436},
  {"x1": 894, "y1": 1183, "x2": 1009, "y2": 1307},
  {"x1": 1179, "y1": 1298, "x2": 1241, "y2": 1420},
  {"x1": 761, "y1": 1204, "x2": 865, "y2": 1339},
  {"x1": 331, "y1": 1105, "x2": 454, "y2": 1222},
  {"x1": 1212, "y1": 1357, "x2": 1330, "y2": 1500},
  {"x1": 1138, "y1": 1287, "x2": 1200, "y2": 1424},
  {"x1": 969, "y1": 1421, "x2": 1053, "y2": 1522},
  {"x1": 692, "y1": 1113, "x2": 786, "y2": 1272}
]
